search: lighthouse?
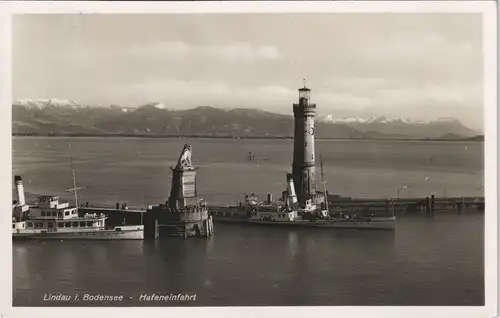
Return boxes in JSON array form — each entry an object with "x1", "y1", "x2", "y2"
[{"x1": 292, "y1": 81, "x2": 316, "y2": 205}]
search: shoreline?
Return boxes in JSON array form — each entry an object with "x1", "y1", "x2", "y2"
[{"x1": 11, "y1": 134, "x2": 484, "y2": 142}]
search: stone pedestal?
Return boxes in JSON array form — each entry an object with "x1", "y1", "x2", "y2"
[{"x1": 168, "y1": 167, "x2": 198, "y2": 209}]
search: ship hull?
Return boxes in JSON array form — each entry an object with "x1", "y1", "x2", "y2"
[
  {"x1": 213, "y1": 216, "x2": 395, "y2": 230},
  {"x1": 12, "y1": 226, "x2": 144, "y2": 240}
]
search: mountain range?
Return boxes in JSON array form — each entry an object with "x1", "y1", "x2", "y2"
[{"x1": 12, "y1": 98, "x2": 482, "y2": 140}]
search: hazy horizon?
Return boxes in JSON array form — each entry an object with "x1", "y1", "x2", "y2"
[{"x1": 13, "y1": 13, "x2": 484, "y2": 131}]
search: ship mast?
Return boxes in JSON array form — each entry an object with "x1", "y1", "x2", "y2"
[
  {"x1": 320, "y1": 153, "x2": 329, "y2": 213},
  {"x1": 66, "y1": 157, "x2": 85, "y2": 210},
  {"x1": 141, "y1": 194, "x2": 144, "y2": 225}
]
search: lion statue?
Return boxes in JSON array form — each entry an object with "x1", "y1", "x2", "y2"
[{"x1": 176, "y1": 144, "x2": 193, "y2": 168}]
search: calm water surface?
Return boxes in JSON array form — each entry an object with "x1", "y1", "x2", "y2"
[{"x1": 12, "y1": 137, "x2": 484, "y2": 306}]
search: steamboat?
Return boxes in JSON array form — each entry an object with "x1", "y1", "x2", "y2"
[
  {"x1": 210, "y1": 82, "x2": 396, "y2": 230},
  {"x1": 211, "y1": 174, "x2": 396, "y2": 230},
  {"x1": 12, "y1": 168, "x2": 144, "y2": 240}
]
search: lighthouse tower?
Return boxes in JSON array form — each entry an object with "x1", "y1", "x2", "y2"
[{"x1": 292, "y1": 81, "x2": 316, "y2": 205}]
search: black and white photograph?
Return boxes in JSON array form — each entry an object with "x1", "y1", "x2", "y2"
[{"x1": 1, "y1": 2, "x2": 497, "y2": 318}]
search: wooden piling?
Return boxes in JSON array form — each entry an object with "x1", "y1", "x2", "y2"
[
  {"x1": 431, "y1": 195, "x2": 435, "y2": 214},
  {"x1": 425, "y1": 197, "x2": 430, "y2": 216},
  {"x1": 210, "y1": 216, "x2": 215, "y2": 234}
]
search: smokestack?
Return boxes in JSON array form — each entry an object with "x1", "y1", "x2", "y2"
[
  {"x1": 286, "y1": 173, "x2": 298, "y2": 204},
  {"x1": 14, "y1": 176, "x2": 25, "y2": 206},
  {"x1": 267, "y1": 193, "x2": 273, "y2": 204}
]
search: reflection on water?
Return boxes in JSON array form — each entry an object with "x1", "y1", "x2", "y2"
[
  {"x1": 287, "y1": 232, "x2": 298, "y2": 259},
  {"x1": 13, "y1": 215, "x2": 483, "y2": 306}
]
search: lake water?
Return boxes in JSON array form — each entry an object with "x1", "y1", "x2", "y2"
[{"x1": 12, "y1": 137, "x2": 484, "y2": 306}]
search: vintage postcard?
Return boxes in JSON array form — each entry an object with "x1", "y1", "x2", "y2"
[{"x1": 0, "y1": 1, "x2": 497, "y2": 318}]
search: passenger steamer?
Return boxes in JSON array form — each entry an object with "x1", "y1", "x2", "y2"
[
  {"x1": 12, "y1": 167, "x2": 144, "y2": 240},
  {"x1": 211, "y1": 174, "x2": 396, "y2": 230}
]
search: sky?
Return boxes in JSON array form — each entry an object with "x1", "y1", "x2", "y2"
[{"x1": 12, "y1": 13, "x2": 483, "y2": 130}]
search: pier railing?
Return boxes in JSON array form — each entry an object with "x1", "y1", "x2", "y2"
[{"x1": 327, "y1": 196, "x2": 484, "y2": 213}]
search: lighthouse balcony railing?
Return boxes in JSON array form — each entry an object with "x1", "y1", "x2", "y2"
[{"x1": 293, "y1": 103, "x2": 316, "y2": 109}]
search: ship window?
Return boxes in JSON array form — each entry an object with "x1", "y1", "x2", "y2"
[
  {"x1": 41, "y1": 211, "x2": 45, "y2": 216},
  {"x1": 72, "y1": 222, "x2": 78, "y2": 227},
  {"x1": 12, "y1": 224, "x2": 15, "y2": 229},
  {"x1": 86, "y1": 221, "x2": 92, "y2": 227},
  {"x1": 65, "y1": 211, "x2": 69, "y2": 216},
  {"x1": 79, "y1": 222, "x2": 85, "y2": 227},
  {"x1": 65, "y1": 222, "x2": 71, "y2": 228},
  {"x1": 51, "y1": 212, "x2": 56, "y2": 217},
  {"x1": 58, "y1": 212, "x2": 62, "y2": 218},
  {"x1": 27, "y1": 222, "x2": 33, "y2": 228},
  {"x1": 72, "y1": 210, "x2": 76, "y2": 215}
]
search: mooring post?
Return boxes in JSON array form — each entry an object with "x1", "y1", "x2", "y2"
[
  {"x1": 431, "y1": 195, "x2": 435, "y2": 214},
  {"x1": 425, "y1": 197, "x2": 430, "y2": 216},
  {"x1": 154, "y1": 218, "x2": 159, "y2": 239},
  {"x1": 209, "y1": 218, "x2": 212, "y2": 236}
]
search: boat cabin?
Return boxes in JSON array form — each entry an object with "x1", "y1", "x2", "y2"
[
  {"x1": 29, "y1": 196, "x2": 78, "y2": 220},
  {"x1": 12, "y1": 195, "x2": 107, "y2": 233}
]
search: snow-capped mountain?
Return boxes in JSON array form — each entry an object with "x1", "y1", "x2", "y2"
[
  {"x1": 320, "y1": 115, "x2": 457, "y2": 125},
  {"x1": 13, "y1": 98, "x2": 84, "y2": 109},
  {"x1": 153, "y1": 103, "x2": 166, "y2": 109},
  {"x1": 13, "y1": 98, "x2": 138, "y2": 113},
  {"x1": 319, "y1": 115, "x2": 478, "y2": 138},
  {"x1": 11, "y1": 99, "x2": 481, "y2": 139}
]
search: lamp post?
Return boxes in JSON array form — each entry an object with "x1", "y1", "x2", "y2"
[
  {"x1": 396, "y1": 184, "x2": 407, "y2": 199},
  {"x1": 394, "y1": 184, "x2": 407, "y2": 215}
]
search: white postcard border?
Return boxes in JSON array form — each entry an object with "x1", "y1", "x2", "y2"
[{"x1": 0, "y1": 2, "x2": 497, "y2": 318}]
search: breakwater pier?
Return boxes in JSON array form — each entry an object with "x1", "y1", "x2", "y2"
[
  {"x1": 79, "y1": 195, "x2": 484, "y2": 228},
  {"x1": 326, "y1": 195, "x2": 484, "y2": 215}
]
